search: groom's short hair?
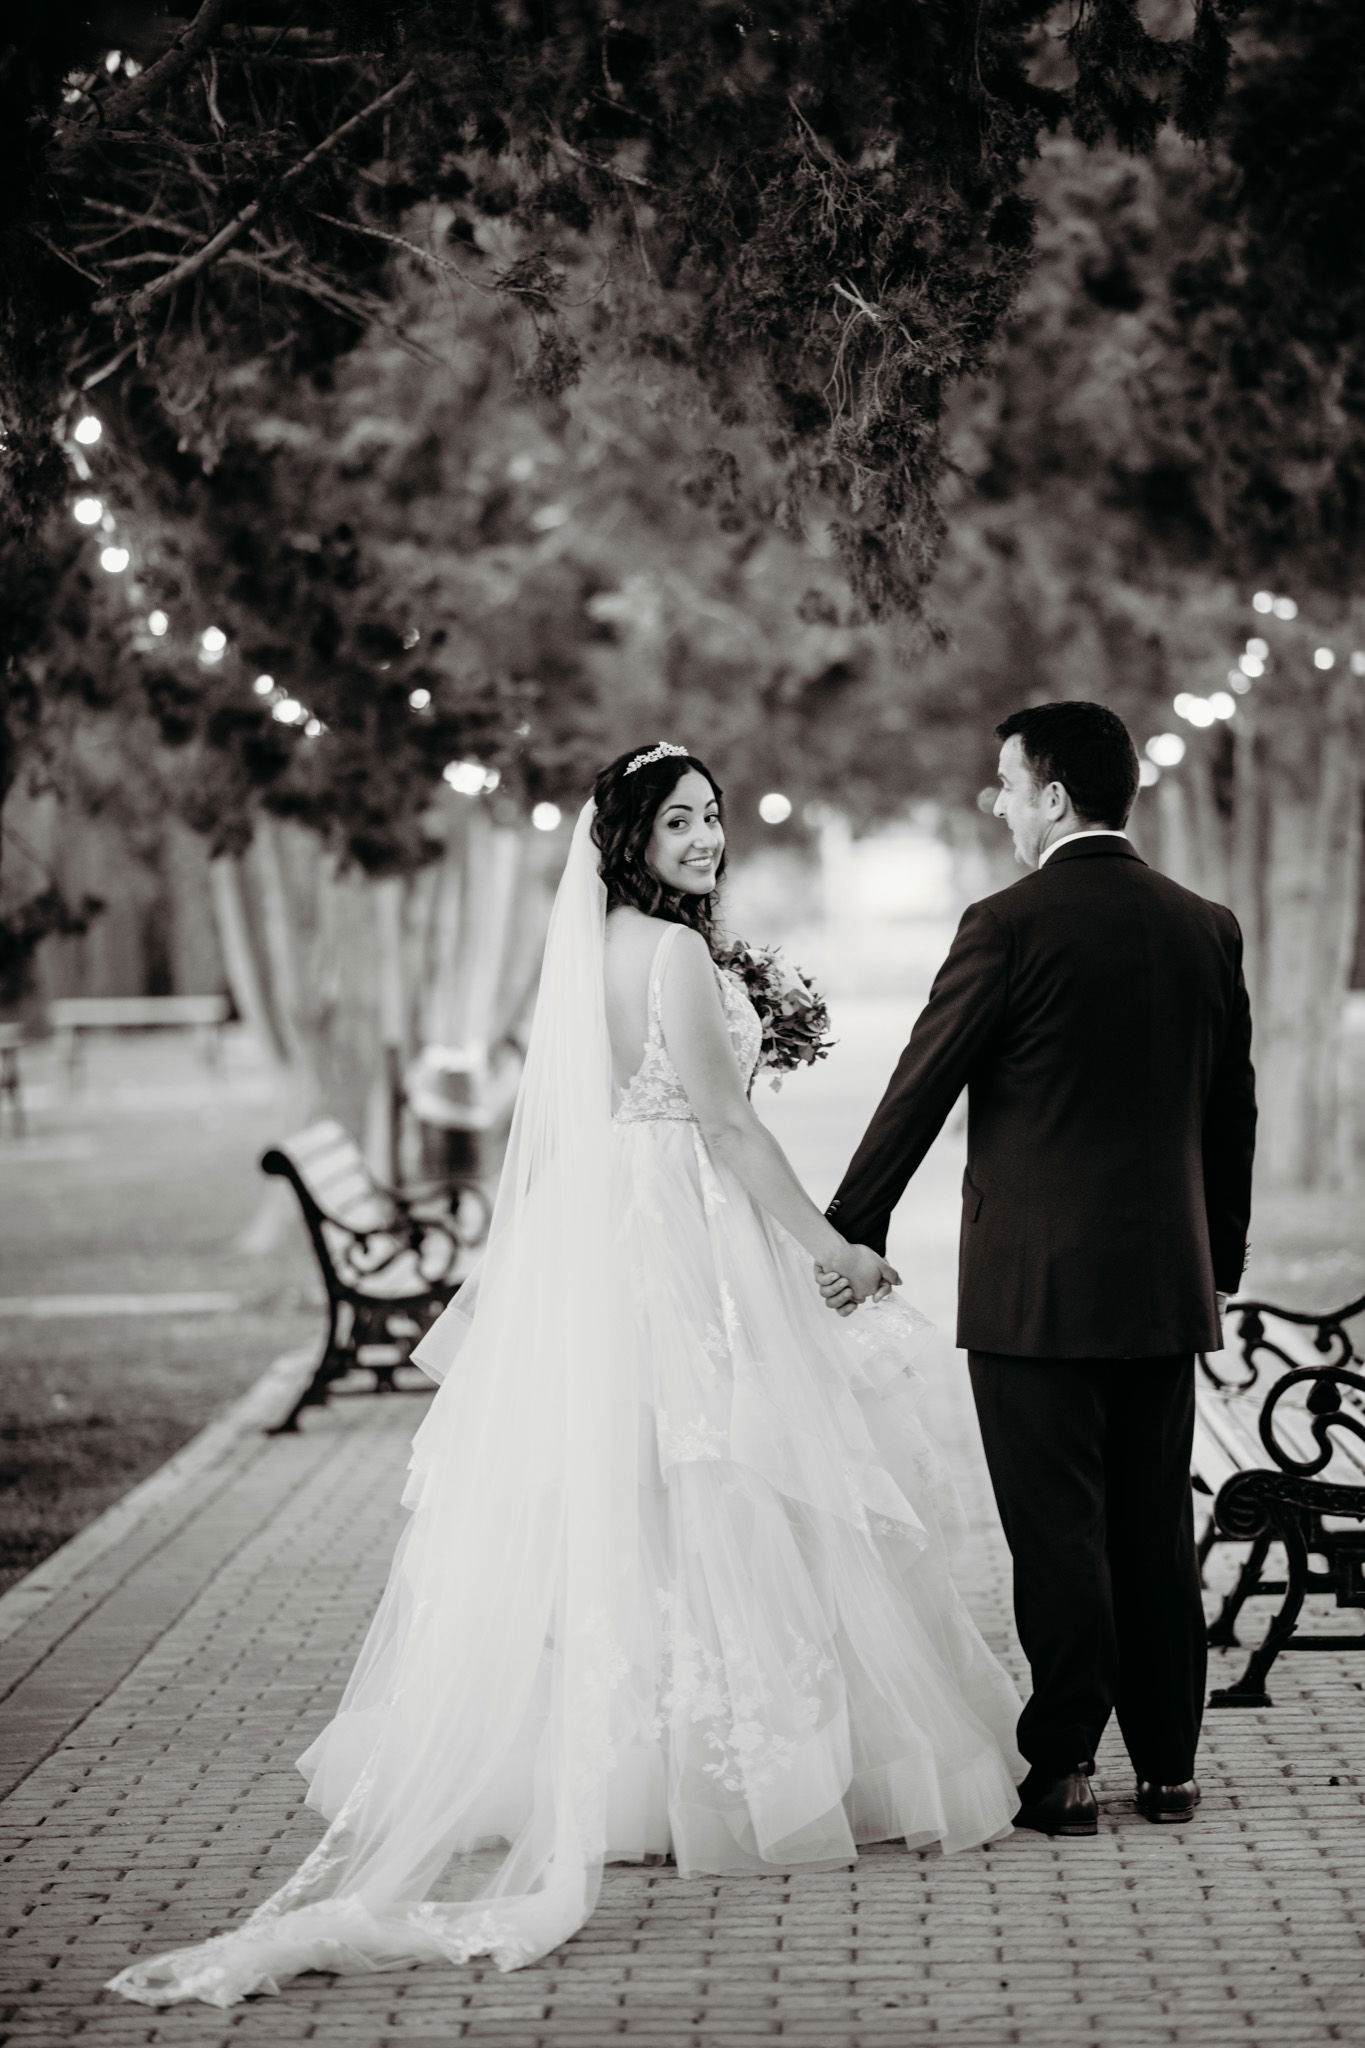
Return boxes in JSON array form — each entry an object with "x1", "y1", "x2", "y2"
[{"x1": 996, "y1": 702, "x2": 1139, "y2": 829}]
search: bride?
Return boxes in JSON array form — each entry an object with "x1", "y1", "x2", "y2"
[{"x1": 109, "y1": 743, "x2": 1023, "y2": 2009}]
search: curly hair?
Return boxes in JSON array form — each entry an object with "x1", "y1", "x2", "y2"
[{"x1": 591, "y1": 748, "x2": 726, "y2": 953}]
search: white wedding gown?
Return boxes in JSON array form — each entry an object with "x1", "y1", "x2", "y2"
[{"x1": 109, "y1": 814, "x2": 1023, "y2": 2011}]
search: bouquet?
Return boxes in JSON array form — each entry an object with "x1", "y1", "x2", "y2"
[{"x1": 713, "y1": 938, "x2": 836, "y2": 1088}]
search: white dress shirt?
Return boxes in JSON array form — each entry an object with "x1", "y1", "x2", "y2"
[{"x1": 1038, "y1": 828, "x2": 1130, "y2": 868}]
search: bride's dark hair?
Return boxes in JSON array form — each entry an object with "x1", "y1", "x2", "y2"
[{"x1": 592, "y1": 747, "x2": 726, "y2": 952}]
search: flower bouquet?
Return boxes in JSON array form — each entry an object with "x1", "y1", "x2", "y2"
[{"x1": 713, "y1": 938, "x2": 836, "y2": 1088}]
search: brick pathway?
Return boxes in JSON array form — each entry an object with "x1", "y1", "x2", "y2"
[{"x1": 3, "y1": 999, "x2": 1364, "y2": 2046}]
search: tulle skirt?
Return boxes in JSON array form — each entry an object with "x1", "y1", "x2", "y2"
[{"x1": 108, "y1": 1118, "x2": 1023, "y2": 2008}]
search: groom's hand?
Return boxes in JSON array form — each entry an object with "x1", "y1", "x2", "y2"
[{"x1": 815, "y1": 1245, "x2": 900, "y2": 1316}]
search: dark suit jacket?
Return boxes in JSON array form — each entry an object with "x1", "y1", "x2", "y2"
[{"x1": 826, "y1": 836, "x2": 1257, "y2": 1358}]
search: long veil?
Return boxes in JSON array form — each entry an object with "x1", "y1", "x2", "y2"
[{"x1": 110, "y1": 799, "x2": 641, "y2": 2003}]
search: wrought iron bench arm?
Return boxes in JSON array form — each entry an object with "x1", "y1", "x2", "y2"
[{"x1": 1257, "y1": 1364, "x2": 1365, "y2": 1478}]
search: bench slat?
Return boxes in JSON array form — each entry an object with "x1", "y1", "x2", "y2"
[{"x1": 49, "y1": 995, "x2": 228, "y2": 1029}]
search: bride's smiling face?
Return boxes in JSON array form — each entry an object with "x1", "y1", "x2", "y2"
[{"x1": 645, "y1": 769, "x2": 724, "y2": 896}]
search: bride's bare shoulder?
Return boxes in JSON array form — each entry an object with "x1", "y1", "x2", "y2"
[
  {"x1": 605, "y1": 908, "x2": 698, "y2": 948},
  {"x1": 604, "y1": 912, "x2": 709, "y2": 983}
]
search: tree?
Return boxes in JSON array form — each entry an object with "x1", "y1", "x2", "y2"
[{"x1": 911, "y1": 1, "x2": 1365, "y2": 1186}]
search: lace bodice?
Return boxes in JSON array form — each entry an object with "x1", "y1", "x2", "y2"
[{"x1": 614, "y1": 925, "x2": 762, "y2": 1125}]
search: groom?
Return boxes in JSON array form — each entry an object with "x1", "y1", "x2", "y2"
[{"x1": 820, "y1": 702, "x2": 1256, "y2": 1836}]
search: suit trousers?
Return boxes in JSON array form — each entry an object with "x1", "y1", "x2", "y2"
[{"x1": 967, "y1": 1351, "x2": 1206, "y2": 1783}]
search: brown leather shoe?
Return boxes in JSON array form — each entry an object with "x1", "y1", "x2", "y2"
[
  {"x1": 1014, "y1": 1768, "x2": 1099, "y2": 1838},
  {"x1": 1135, "y1": 1779, "x2": 1200, "y2": 1824}
]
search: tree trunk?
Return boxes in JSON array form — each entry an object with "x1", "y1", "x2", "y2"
[
  {"x1": 1249, "y1": 663, "x2": 1364, "y2": 1188},
  {"x1": 1142, "y1": 636, "x2": 1365, "y2": 1191},
  {"x1": 205, "y1": 796, "x2": 550, "y2": 1220}
]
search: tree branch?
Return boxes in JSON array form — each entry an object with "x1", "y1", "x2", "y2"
[
  {"x1": 95, "y1": 0, "x2": 236, "y2": 129},
  {"x1": 100, "y1": 75, "x2": 417, "y2": 318},
  {"x1": 549, "y1": 126, "x2": 653, "y2": 190},
  {"x1": 307, "y1": 206, "x2": 502, "y2": 293}
]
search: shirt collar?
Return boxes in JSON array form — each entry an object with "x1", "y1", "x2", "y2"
[{"x1": 1037, "y1": 828, "x2": 1131, "y2": 869}]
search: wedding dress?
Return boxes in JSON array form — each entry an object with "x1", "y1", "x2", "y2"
[{"x1": 109, "y1": 801, "x2": 1023, "y2": 2010}]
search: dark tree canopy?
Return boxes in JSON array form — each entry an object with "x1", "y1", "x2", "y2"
[{"x1": 3, "y1": 0, "x2": 1233, "y2": 607}]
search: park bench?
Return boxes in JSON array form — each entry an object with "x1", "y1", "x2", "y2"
[
  {"x1": 261, "y1": 1119, "x2": 491, "y2": 1434},
  {"x1": 0, "y1": 1022, "x2": 25, "y2": 1135},
  {"x1": 1194, "y1": 1292, "x2": 1365, "y2": 1706},
  {"x1": 48, "y1": 993, "x2": 230, "y2": 1081}
]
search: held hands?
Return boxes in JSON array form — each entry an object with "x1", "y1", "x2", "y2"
[{"x1": 815, "y1": 1243, "x2": 901, "y2": 1317}]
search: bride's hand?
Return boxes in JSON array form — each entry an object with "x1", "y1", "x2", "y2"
[{"x1": 815, "y1": 1245, "x2": 901, "y2": 1316}]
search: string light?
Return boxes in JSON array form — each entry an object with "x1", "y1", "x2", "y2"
[
  {"x1": 758, "y1": 793, "x2": 793, "y2": 824},
  {"x1": 200, "y1": 626, "x2": 227, "y2": 653},
  {"x1": 1146, "y1": 734, "x2": 1186, "y2": 767},
  {"x1": 1313, "y1": 647, "x2": 1336, "y2": 670},
  {"x1": 1246, "y1": 638, "x2": 1268, "y2": 659},
  {"x1": 147, "y1": 610, "x2": 169, "y2": 637},
  {"x1": 531, "y1": 802, "x2": 562, "y2": 832},
  {"x1": 303, "y1": 718, "x2": 326, "y2": 739},
  {"x1": 402, "y1": 627, "x2": 421, "y2": 649},
  {"x1": 253, "y1": 674, "x2": 275, "y2": 696},
  {"x1": 1138, "y1": 759, "x2": 1160, "y2": 788},
  {"x1": 1208, "y1": 691, "x2": 1237, "y2": 719},
  {"x1": 99, "y1": 546, "x2": 129, "y2": 574},
  {"x1": 1272, "y1": 596, "x2": 1298, "y2": 620},
  {"x1": 73, "y1": 497, "x2": 103, "y2": 525},
  {"x1": 408, "y1": 688, "x2": 431, "y2": 710},
  {"x1": 1351, "y1": 653, "x2": 1365, "y2": 676},
  {"x1": 444, "y1": 761, "x2": 497, "y2": 796},
  {"x1": 1174, "y1": 695, "x2": 1217, "y2": 728},
  {"x1": 73, "y1": 415, "x2": 102, "y2": 446},
  {"x1": 1252, "y1": 591, "x2": 1274, "y2": 614},
  {"x1": 529, "y1": 504, "x2": 568, "y2": 531},
  {"x1": 1238, "y1": 653, "x2": 1264, "y2": 678},
  {"x1": 1228, "y1": 672, "x2": 1251, "y2": 695}
]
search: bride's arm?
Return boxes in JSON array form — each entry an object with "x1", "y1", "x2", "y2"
[{"x1": 659, "y1": 928, "x2": 898, "y2": 1301}]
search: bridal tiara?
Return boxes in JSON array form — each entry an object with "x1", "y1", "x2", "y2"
[{"x1": 624, "y1": 741, "x2": 690, "y2": 775}]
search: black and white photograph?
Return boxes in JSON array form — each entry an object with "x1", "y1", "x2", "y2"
[{"x1": 1, "y1": 4, "x2": 1362, "y2": 2045}]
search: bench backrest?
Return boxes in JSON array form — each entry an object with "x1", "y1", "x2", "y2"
[
  {"x1": 276, "y1": 1119, "x2": 392, "y2": 1235},
  {"x1": 49, "y1": 995, "x2": 229, "y2": 1030}
]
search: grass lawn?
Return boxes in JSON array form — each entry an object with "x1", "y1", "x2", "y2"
[{"x1": 0, "y1": 1032, "x2": 324, "y2": 1593}]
